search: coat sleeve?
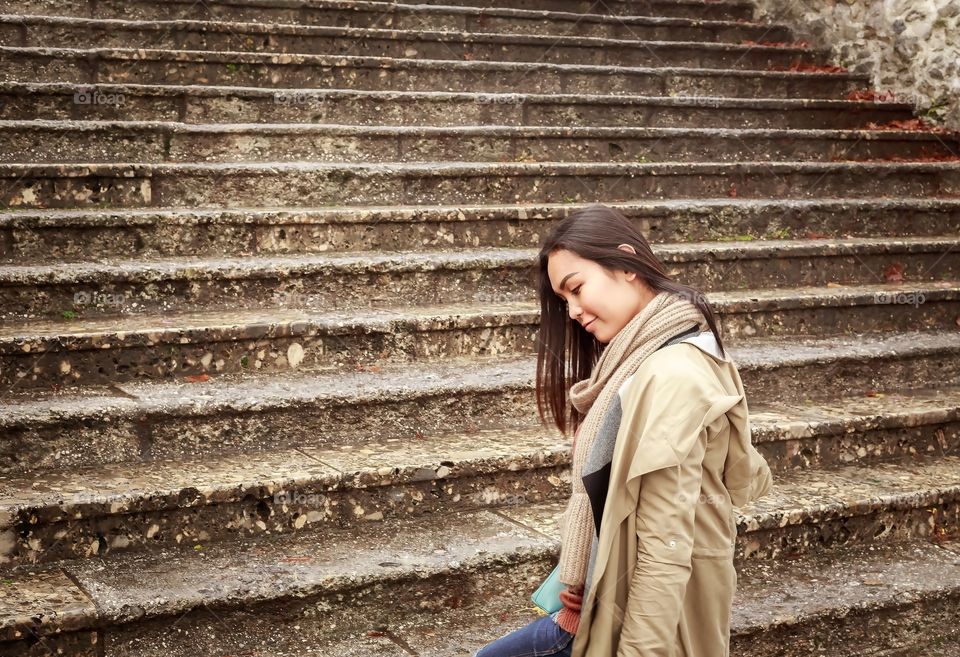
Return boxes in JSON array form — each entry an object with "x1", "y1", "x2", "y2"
[
  {"x1": 616, "y1": 429, "x2": 706, "y2": 657},
  {"x1": 615, "y1": 363, "x2": 728, "y2": 657}
]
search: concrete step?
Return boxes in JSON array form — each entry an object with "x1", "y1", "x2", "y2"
[
  {"x1": 5, "y1": 120, "x2": 958, "y2": 164},
  {"x1": 2, "y1": 415, "x2": 959, "y2": 564},
  {"x1": 3, "y1": 280, "x2": 959, "y2": 389},
  {"x1": 0, "y1": 504, "x2": 957, "y2": 655},
  {"x1": 389, "y1": 0, "x2": 756, "y2": 20},
  {"x1": 4, "y1": 199, "x2": 958, "y2": 261},
  {"x1": 4, "y1": 160, "x2": 959, "y2": 210},
  {"x1": 2, "y1": 237, "x2": 957, "y2": 320},
  {"x1": 2, "y1": 330, "x2": 959, "y2": 474},
  {"x1": 0, "y1": 82, "x2": 916, "y2": 128},
  {"x1": 0, "y1": 0, "x2": 759, "y2": 26},
  {"x1": 0, "y1": 46, "x2": 867, "y2": 98},
  {"x1": 0, "y1": 15, "x2": 810, "y2": 69}
]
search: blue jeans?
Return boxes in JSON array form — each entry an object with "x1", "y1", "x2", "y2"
[{"x1": 473, "y1": 610, "x2": 574, "y2": 657}]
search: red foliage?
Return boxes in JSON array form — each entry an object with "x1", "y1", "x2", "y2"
[
  {"x1": 183, "y1": 373, "x2": 210, "y2": 383},
  {"x1": 884, "y1": 262, "x2": 906, "y2": 283},
  {"x1": 882, "y1": 153, "x2": 960, "y2": 163},
  {"x1": 865, "y1": 118, "x2": 952, "y2": 133},
  {"x1": 835, "y1": 150, "x2": 960, "y2": 163},
  {"x1": 846, "y1": 89, "x2": 899, "y2": 102},
  {"x1": 771, "y1": 61, "x2": 848, "y2": 73}
]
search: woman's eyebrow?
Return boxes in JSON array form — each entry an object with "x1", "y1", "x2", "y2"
[{"x1": 555, "y1": 271, "x2": 579, "y2": 295}]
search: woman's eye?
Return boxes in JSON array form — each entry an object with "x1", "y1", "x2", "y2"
[{"x1": 572, "y1": 285, "x2": 582, "y2": 295}]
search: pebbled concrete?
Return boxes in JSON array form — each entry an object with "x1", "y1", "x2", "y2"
[
  {"x1": 0, "y1": 82, "x2": 916, "y2": 128},
  {"x1": 1, "y1": 120, "x2": 957, "y2": 164},
  {"x1": 0, "y1": 45, "x2": 867, "y2": 98},
  {"x1": 2, "y1": 330, "x2": 959, "y2": 475},
  {"x1": 0, "y1": 14, "x2": 818, "y2": 70},
  {"x1": 0, "y1": 281, "x2": 958, "y2": 387},
  {"x1": 0, "y1": 235, "x2": 957, "y2": 320},
  {"x1": 0, "y1": 0, "x2": 760, "y2": 28},
  {"x1": 3, "y1": 160, "x2": 960, "y2": 210},
  {"x1": 3, "y1": 198, "x2": 958, "y2": 261}
]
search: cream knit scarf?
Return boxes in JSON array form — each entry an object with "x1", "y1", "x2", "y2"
[{"x1": 558, "y1": 290, "x2": 707, "y2": 587}]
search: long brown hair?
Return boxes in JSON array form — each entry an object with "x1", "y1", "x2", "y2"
[{"x1": 534, "y1": 203, "x2": 726, "y2": 437}]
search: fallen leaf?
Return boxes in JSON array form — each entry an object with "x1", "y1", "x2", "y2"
[
  {"x1": 772, "y1": 61, "x2": 848, "y2": 74},
  {"x1": 865, "y1": 117, "x2": 951, "y2": 134},
  {"x1": 846, "y1": 89, "x2": 898, "y2": 102},
  {"x1": 184, "y1": 373, "x2": 210, "y2": 383},
  {"x1": 883, "y1": 262, "x2": 905, "y2": 283}
]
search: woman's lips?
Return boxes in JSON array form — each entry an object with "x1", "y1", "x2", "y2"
[{"x1": 584, "y1": 319, "x2": 596, "y2": 330}]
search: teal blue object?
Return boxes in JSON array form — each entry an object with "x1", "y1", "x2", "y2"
[{"x1": 530, "y1": 564, "x2": 564, "y2": 614}]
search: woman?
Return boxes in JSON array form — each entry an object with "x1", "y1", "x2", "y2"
[{"x1": 475, "y1": 204, "x2": 773, "y2": 657}]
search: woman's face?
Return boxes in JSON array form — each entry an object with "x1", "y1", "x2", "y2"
[{"x1": 547, "y1": 246, "x2": 655, "y2": 344}]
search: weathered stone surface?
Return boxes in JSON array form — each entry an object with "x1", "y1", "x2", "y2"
[
  {"x1": 3, "y1": 160, "x2": 960, "y2": 210},
  {"x1": 0, "y1": 569, "x2": 96, "y2": 642},
  {"x1": 0, "y1": 282, "x2": 958, "y2": 388},
  {"x1": 1, "y1": 0, "x2": 959, "y2": 653},
  {"x1": 0, "y1": 513, "x2": 957, "y2": 657},
  {"x1": 0, "y1": 15, "x2": 812, "y2": 69},
  {"x1": 3, "y1": 121, "x2": 958, "y2": 164},
  {"x1": 0, "y1": 427, "x2": 572, "y2": 564},
  {"x1": 0, "y1": 235, "x2": 956, "y2": 321},
  {"x1": 0, "y1": 0, "x2": 758, "y2": 28},
  {"x1": 755, "y1": 0, "x2": 960, "y2": 130},
  {"x1": 2, "y1": 198, "x2": 958, "y2": 261},
  {"x1": 2, "y1": 332, "x2": 959, "y2": 476},
  {"x1": 0, "y1": 45, "x2": 867, "y2": 98},
  {"x1": 0, "y1": 82, "x2": 916, "y2": 128}
]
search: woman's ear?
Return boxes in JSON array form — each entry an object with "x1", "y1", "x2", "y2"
[{"x1": 618, "y1": 243, "x2": 638, "y2": 281}]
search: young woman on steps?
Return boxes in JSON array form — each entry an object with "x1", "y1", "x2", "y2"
[{"x1": 474, "y1": 204, "x2": 773, "y2": 657}]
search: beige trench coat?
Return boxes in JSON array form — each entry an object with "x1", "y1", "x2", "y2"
[{"x1": 570, "y1": 332, "x2": 774, "y2": 657}]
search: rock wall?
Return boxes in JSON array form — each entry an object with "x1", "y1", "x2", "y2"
[{"x1": 753, "y1": 0, "x2": 960, "y2": 129}]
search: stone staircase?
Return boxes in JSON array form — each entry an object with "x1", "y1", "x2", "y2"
[{"x1": 1, "y1": 0, "x2": 959, "y2": 655}]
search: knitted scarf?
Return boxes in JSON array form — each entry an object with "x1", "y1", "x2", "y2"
[{"x1": 557, "y1": 291, "x2": 707, "y2": 587}]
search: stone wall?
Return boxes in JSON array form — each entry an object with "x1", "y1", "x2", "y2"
[{"x1": 753, "y1": 0, "x2": 960, "y2": 129}]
